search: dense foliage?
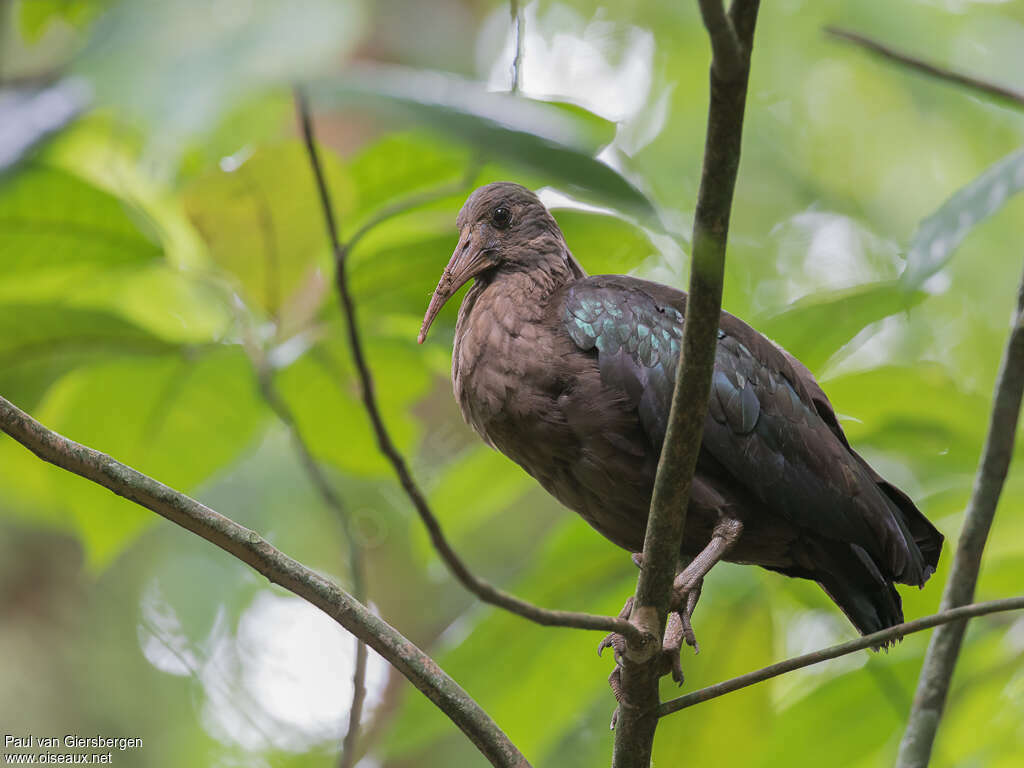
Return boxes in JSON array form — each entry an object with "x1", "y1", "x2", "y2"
[{"x1": 1, "y1": 1, "x2": 1022, "y2": 766}]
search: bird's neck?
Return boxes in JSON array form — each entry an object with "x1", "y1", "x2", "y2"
[{"x1": 464, "y1": 244, "x2": 581, "y2": 322}]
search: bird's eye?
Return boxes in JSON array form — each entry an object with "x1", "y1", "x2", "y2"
[{"x1": 491, "y1": 206, "x2": 512, "y2": 229}]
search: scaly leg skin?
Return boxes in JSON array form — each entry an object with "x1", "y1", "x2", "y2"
[{"x1": 669, "y1": 517, "x2": 744, "y2": 655}]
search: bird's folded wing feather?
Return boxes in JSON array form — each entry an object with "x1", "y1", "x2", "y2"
[{"x1": 562, "y1": 275, "x2": 923, "y2": 582}]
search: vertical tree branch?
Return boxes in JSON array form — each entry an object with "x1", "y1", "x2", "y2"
[
  {"x1": 611, "y1": 2, "x2": 759, "y2": 765},
  {"x1": 0, "y1": 395, "x2": 530, "y2": 768},
  {"x1": 509, "y1": 0, "x2": 524, "y2": 94},
  {"x1": 254, "y1": 368, "x2": 368, "y2": 768},
  {"x1": 896, "y1": 267, "x2": 1024, "y2": 767}
]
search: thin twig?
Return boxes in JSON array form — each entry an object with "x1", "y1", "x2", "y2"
[
  {"x1": 658, "y1": 596, "x2": 1024, "y2": 717},
  {"x1": 510, "y1": 0, "x2": 524, "y2": 94},
  {"x1": 293, "y1": 88, "x2": 643, "y2": 644},
  {"x1": 896, "y1": 269, "x2": 1024, "y2": 766},
  {"x1": 826, "y1": 26, "x2": 1024, "y2": 109},
  {"x1": 611, "y1": 2, "x2": 759, "y2": 765},
  {"x1": 255, "y1": 368, "x2": 368, "y2": 768},
  {"x1": 0, "y1": 394, "x2": 529, "y2": 768}
]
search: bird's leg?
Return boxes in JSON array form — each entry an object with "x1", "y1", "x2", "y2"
[{"x1": 669, "y1": 517, "x2": 744, "y2": 653}]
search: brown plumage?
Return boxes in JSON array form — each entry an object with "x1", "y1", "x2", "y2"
[{"x1": 419, "y1": 182, "x2": 943, "y2": 650}]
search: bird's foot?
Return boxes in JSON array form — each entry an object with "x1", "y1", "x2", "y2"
[{"x1": 669, "y1": 575, "x2": 703, "y2": 655}]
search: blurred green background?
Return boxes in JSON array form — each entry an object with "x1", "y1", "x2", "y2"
[{"x1": 1, "y1": 0, "x2": 1023, "y2": 766}]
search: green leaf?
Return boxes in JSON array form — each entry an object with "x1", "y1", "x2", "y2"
[
  {"x1": 902, "y1": 146, "x2": 1024, "y2": 289},
  {"x1": 553, "y1": 208, "x2": 658, "y2": 275},
  {"x1": 0, "y1": 346, "x2": 268, "y2": 568},
  {"x1": 306, "y1": 66, "x2": 655, "y2": 218},
  {"x1": 74, "y1": 0, "x2": 366, "y2": 150},
  {"x1": 822, "y1": 364, "x2": 990, "y2": 474},
  {"x1": 0, "y1": 304, "x2": 175, "y2": 410},
  {"x1": 0, "y1": 164, "x2": 162, "y2": 280},
  {"x1": 757, "y1": 281, "x2": 926, "y2": 372},
  {"x1": 18, "y1": 0, "x2": 104, "y2": 41},
  {"x1": 183, "y1": 141, "x2": 350, "y2": 316}
]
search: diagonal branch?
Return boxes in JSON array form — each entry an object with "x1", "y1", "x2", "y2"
[
  {"x1": 610, "y1": 3, "x2": 760, "y2": 765},
  {"x1": 255, "y1": 367, "x2": 368, "y2": 768},
  {"x1": 896, "y1": 268, "x2": 1024, "y2": 766},
  {"x1": 293, "y1": 89, "x2": 643, "y2": 645},
  {"x1": 825, "y1": 26, "x2": 1024, "y2": 109},
  {"x1": 659, "y1": 595, "x2": 1024, "y2": 717},
  {"x1": 0, "y1": 394, "x2": 529, "y2": 768}
]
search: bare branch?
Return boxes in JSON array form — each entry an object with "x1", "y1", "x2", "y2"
[
  {"x1": 697, "y1": 0, "x2": 743, "y2": 80},
  {"x1": 293, "y1": 89, "x2": 644, "y2": 645},
  {"x1": 826, "y1": 26, "x2": 1024, "y2": 109},
  {"x1": 510, "y1": 0, "x2": 524, "y2": 94},
  {"x1": 254, "y1": 368, "x2": 368, "y2": 768},
  {"x1": 659, "y1": 596, "x2": 1024, "y2": 717},
  {"x1": 896, "y1": 269, "x2": 1024, "y2": 766},
  {"x1": 0, "y1": 394, "x2": 529, "y2": 768},
  {"x1": 611, "y1": 3, "x2": 759, "y2": 765}
]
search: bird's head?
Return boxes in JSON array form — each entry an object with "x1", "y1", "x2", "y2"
[{"x1": 418, "y1": 182, "x2": 581, "y2": 343}]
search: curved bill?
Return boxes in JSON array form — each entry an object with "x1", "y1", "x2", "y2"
[{"x1": 418, "y1": 231, "x2": 489, "y2": 343}]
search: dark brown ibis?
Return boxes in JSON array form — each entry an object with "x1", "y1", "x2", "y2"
[{"x1": 418, "y1": 182, "x2": 943, "y2": 676}]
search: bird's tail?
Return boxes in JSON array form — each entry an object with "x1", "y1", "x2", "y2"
[{"x1": 812, "y1": 542, "x2": 904, "y2": 648}]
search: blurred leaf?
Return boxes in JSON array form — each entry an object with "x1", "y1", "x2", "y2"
[
  {"x1": 18, "y1": 0, "x2": 104, "y2": 41},
  {"x1": 902, "y1": 146, "x2": 1024, "y2": 289},
  {"x1": 553, "y1": 208, "x2": 658, "y2": 275},
  {"x1": 74, "y1": 0, "x2": 365, "y2": 150},
  {"x1": 0, "y1": 164, "x2": 161, "y2": 278},
  {"x1": 183, "y1": 141, "x2": 350, "y2": 316},
  {"x1": 274, "y1": 332, "x2": 430, "y2": 477},
  {"x1": 345, "y1": 131, "x2": 472, "y2": 228},
  {"x1": 758, "y1": 281, "x2": 926, "y2": 372},
  {"x1": 0, "y1": 346, "x2": 268, "y2": 567},
  {"x1": 307, "y1": 66, "x2": 655, "y2": 218},
  {"x1": 0, "y1": 304, "x2": 174, "y2": 410},
  {"x1": 384, "y1": 519, "x2": 634, "y2": 760},
  {"x1": 0, "y1": 82, "x2": 90, "y2": 175},
  {"x1": 823, "y1": 364, "x2": 990, "y2": 474}
]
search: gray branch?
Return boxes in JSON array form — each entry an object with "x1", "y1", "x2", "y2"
[
  {"x1": 826, "y1": 26, "x2": 1024, "y2": 109},
  {"x1": 660, "y1": 595, "x2": 1024, "y2": 717},
  {"x1": 610, "y1": 2, "x2": 759, "y2": 766},
  {"x1": 0, "y1": 394, "x2": 529, "y2": 768},
  {"x1": 896, "y1": 268, "x2": 1024, "y2": 766}
]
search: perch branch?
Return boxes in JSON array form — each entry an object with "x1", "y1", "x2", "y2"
[
  {"x1": 611, "y1": 2, "x2": 760, "y2": 766},
  {"x1": 255, "y1": 368, "x2": 368, "y2": 768},
  {"x1": 659, "y1": 595, "x2": 1024, "y2": 717},
  {"x1": 293, "y1": 89, "x2": 643, "y2": 644},
  {"x1": 0, "y1": 394, "x2": 528, "y2": 768},
  {"x1": 826, "y1": 26, "x2": 1024, "y2": 109},
  {"x1": 896, "y1": 268, "x2": 1024, "y2": 767}
]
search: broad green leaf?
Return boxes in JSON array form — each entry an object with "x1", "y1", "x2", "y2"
[
  {"x1": 902, "y1": 146, "x2": 1024, "y2": 289},
  {"x1": 306, "y1": 66, "x2": 655, "y2": 217},
  {"x1": 0, "y1": 164, "x2": 161, "y2": 279},
  {"x1": 18, "y1": 0, "x2": 104, "y2": 41},
  {"x1": 384, "y1": 519, "x2": 635, "y2": 760},
  {"x1": 345, "y1": 132, "x2": 473, "y2": 230},
  {"x1": 823, "y1": 364, "x2": 990, "y2": 474},
  {"x1": 183, "y1": 141, "x2": 351, "y2": 317},
  {"x1": 74, "y1": 0, "x2": 365, "y2": 150},
  {"x1": 0, "y1": 304, "x2": 174, "y2": 410},
  {"x1": 0, "y1": 347, "x2": 268, "y2": 567},
  {"x1": 273, "y1": 332, "x2": 430, "y2": 477},
  {"x1": 553, "y1": 208, "x2": 658, "y2": 275},
  {"x1": 757, "y1": 281, "x2": 926, "y2": 372}
]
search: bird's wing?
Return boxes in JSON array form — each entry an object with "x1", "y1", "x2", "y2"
[{"x1": 562, "y1": 275, "x2": 928, "y2": 585}]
